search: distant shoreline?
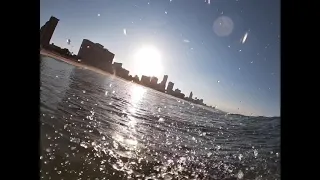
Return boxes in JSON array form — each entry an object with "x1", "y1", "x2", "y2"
[
  {"x1": 40, "y1": 50, "x2": 205, "y2": 107},
  {"x1": 40, "y1": 49, "x2": 115, "y2": 77},
  {"x1": 40, "y1": 50, "x2": 272, "y2": 117}
]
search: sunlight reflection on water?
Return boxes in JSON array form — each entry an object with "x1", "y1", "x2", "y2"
[{"x1": 40, "y1": 57, "x2": 280, "y2": 180}]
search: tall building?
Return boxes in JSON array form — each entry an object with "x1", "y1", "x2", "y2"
[
  {"x1": 174, "y1": 88, "x2": 181, "y2": 93},
  {"x1": 113, "y1": 62, "x2": 122, "y2": 69},
  {"x1": 167, "y1": 81, "x2": 174, "y2": 92},
  {"x1": 77, "y1": 39, "x2": 115, "y2": 72},
  {"x1": 150, "y1": 76, "x2": 158, "y2": 86},
  {"x1": 40, "y1": 16, "x2": 59, "y2": 47},
  {"x1": 141, "y1": 75, "x2": 151, "y2": 86},
  {"x1": 160, "y1": 75, "x2": 168, "y2": 90},
  {"x1": 112, "y1": 62, "x2": 129, "y2": 79},
  {"x1": 189, "y1": 91, "x2": 193, "y2": 99}
]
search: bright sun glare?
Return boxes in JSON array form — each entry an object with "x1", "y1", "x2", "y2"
[{"x1": 133, "y1": 45, "x2": 163, "y2": 78}]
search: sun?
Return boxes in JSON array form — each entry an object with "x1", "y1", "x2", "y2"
[{"x1": 133, "y1": 45, "x2": 163, "y2": 78}]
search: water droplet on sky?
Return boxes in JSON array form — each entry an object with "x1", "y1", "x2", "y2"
[
  {"x1": 165, "y1": 11, "x2": 168, "y2": 14},
  {"x1": 97, "y1": 13, "x2": 100, "y2": 17},
  {"x1": 213, "y1": 16, "x2": 234, "y2": 37},
  {"x1": 123, "y1": 28, "x2": 127, "y2": 35},
  {"x1": 241, "y1": 32, "x2": 249, "y2": 44}
]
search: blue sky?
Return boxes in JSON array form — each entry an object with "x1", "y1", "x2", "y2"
[{"x1": 40, "y1": 0, "x2": 280, "y2": 117}]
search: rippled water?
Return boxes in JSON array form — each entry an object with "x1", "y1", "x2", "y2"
[{"x1": 40, "y1": 56, "x2": 280, "y2": 180}]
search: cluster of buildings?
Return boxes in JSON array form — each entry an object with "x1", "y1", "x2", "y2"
[{"x1": 40, "y1": 16, "x2": 207, "y2": 106}]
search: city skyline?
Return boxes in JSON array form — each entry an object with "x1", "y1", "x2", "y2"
[
  {"x1": 40, "y1": 16, "x2": 207, "y2": 107},
  {"x1": 40, "y1": 0, "x2": 280, "y2": 117}
]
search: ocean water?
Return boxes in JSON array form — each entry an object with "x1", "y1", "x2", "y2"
[{"x1": 40, "y1": 56, "x2": 280, "y2": 180}]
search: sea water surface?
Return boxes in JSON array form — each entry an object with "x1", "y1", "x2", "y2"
[{"x1": 40, "y1": 56, "x2": 280, "y2": 180}]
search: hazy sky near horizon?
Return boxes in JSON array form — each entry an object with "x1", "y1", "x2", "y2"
[{"x1": 40, "y1": 0, "x2": 280, "y2": 117}]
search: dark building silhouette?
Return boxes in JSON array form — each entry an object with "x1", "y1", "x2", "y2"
[
  {"x1": 40, "y1": 16, "x2": 59, "y2": 47},
  {"x1": 77, "y1": 39, "x2": 115, "y2": 72},
  {"x1": 120, "y1": 69, "x2": 129, "y2": 78},
  {"x1": 189, "y1": 91, "x2": 193, "y2": 99},
  {"x1": 113, "y1": 62, "x2": 122, "y2": 70},
  {"x1": 167, "y1": 82, "x2": 174, "y2": 93},
  {"x1": 141, "y1": 75, "x2": 151, "y2": 86},
  {"x1": 112, "y1": 62, "x2": 129, "y2": 79},
  {"x1": 133, "y1": 75, "x2": 140, "y2": 83},
  {"x1": 160, "y1": 75, "x2": 168, "y2": 91},
  {"x1": 150, "y1": 76, "x2": 158, "y2": 86}
]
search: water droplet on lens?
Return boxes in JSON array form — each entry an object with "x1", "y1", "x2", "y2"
[
  {"x1": 238, "y1": 154, "x2": 243, "y2": 161},
  {"x1": 237, "y1": 170, "x2": 244, "y2": 179},
  {"x1": 253, "y1": 149, "x2": 258, "y2": 157}
]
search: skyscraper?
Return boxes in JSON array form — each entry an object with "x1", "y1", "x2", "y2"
[
  {"x1": 160, "y1": 75, "x2": 168, "y2": 91},
  {"x1": 40, "y1": 16, "x2": 59, "y2": 47},
  {"x1": 150, "y1": 76, "x2": 158, "y2": 86},
  {"x1": 141, "y1": 75, "x2": 151, "y2": 86},
  {"x1": 77, "y1": 39, "x2": 115, "y2": 72},
  {"x1": 189, "y1": 91, "x2": 193, "y2": 99},
  {"x1": 167, "y1": 82, "x2": 174, "y2": 93}
]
